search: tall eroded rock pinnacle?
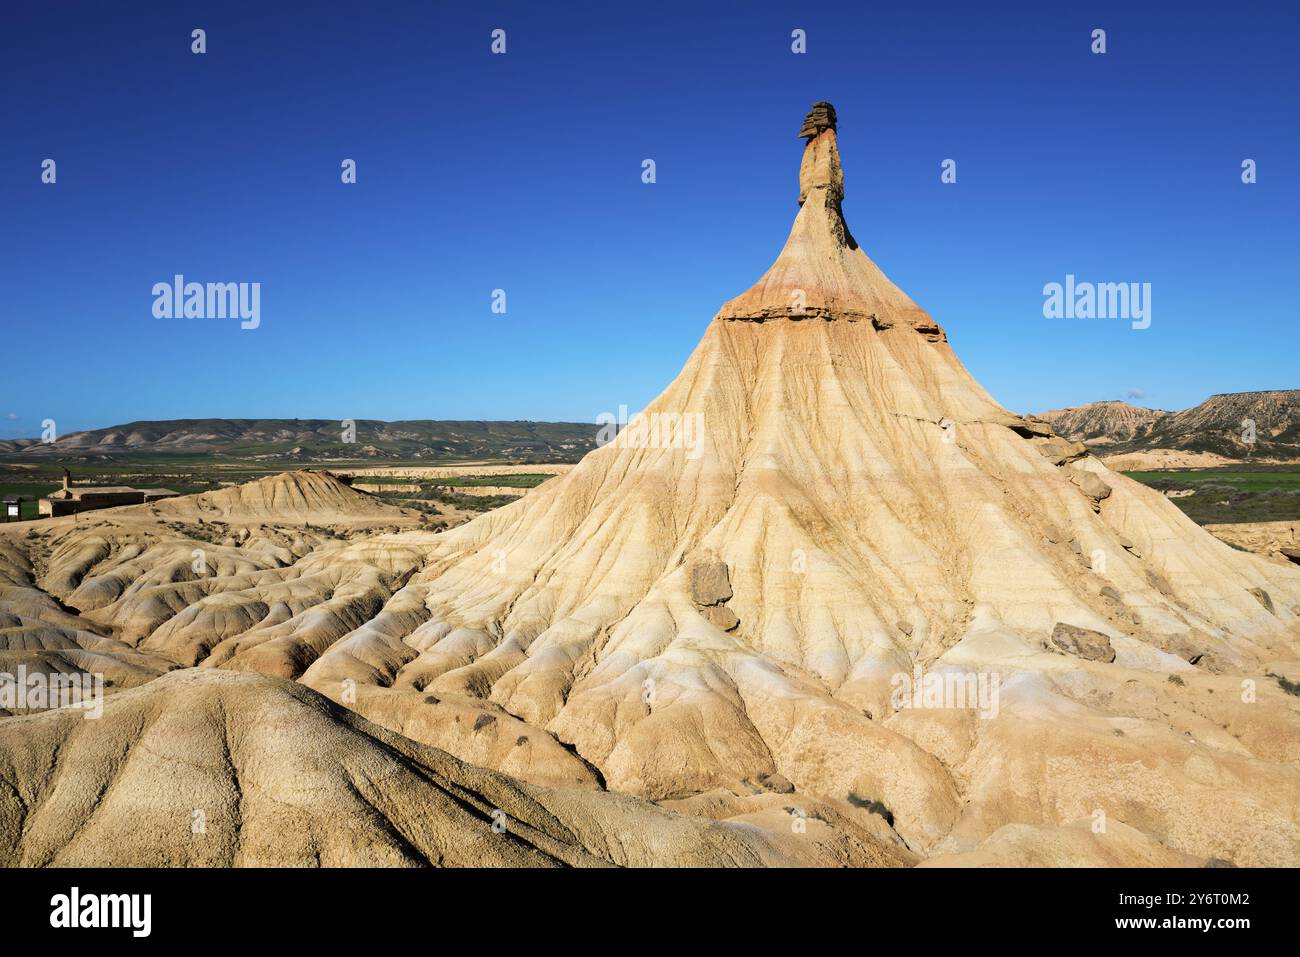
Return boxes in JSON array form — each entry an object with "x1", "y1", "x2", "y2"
[
  {"x1": 300, "y1": 102, "x2": 1300, "y2": 860},
  {"x1": 798, "y1": 101, "x2": 843, "y2": 207},
  {"x1": 718, "y1": 102, "x2": 941, "y2": 337}
]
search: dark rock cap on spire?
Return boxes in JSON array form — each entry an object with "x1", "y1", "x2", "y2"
[{"x1": 799, "y1": 102, "x2": 837, "y2": 139}]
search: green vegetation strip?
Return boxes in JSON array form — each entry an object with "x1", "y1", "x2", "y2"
[{"x1": 1123, "y1": 469, "x2": 1300, "y2": 524}]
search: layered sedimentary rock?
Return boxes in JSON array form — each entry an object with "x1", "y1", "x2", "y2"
[
  {"x1": 0, "y1": 670, "x2": 899, "y2": 867},
  {"x1": 334, "y1": 103, "x2": 1299, "y2": 861},
  {"x1": 2, "y1": 104, "x2": 1299, "y2": 866},
  {"x1": 1041, "y1": 390, "x2": 1300, "y2": 464}
]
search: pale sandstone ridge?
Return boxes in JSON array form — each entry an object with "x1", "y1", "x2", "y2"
[
  {"x1": 0, "y1": 670, "x2": 899, "y2": 867},
  {"x1": 147, "y1": 469, "x2": 414, "y2": 525},
  {"x1": 2, "y1": 104, "x2": 1300, "y2": 867}
]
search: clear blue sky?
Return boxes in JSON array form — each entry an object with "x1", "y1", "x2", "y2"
[{"x1": 2, "y1": 0, "x2": 1296, "y2": 438}]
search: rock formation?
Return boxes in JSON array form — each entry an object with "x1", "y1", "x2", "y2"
[
  {"x1": 1042, "y1": 390, "x2": 1300, "y2": 464},
  {"x1": 354, "y1": 102, "x2": 1300, "y2": 861},
  {"x1": 0, "y1": 670, "x2": 899, "y2": 866},
  {"x1": 2, "y1": 104, "x2": 1299, "y2": 866}
]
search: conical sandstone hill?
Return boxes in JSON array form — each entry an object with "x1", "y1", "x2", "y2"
[
  {"x1": 5, "y1": 105, "x2": 1300, "y2": 866},
  {"x1": 147, "y1": 469, "x2": 412, "y2": 524},
  {"x1": 299, "y1": 104, "x2": 1300, "y2": 861}
]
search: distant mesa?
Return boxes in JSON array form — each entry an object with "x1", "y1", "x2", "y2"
[
  {"x1": 1039, "y1": 389, "x2": 1300, "y2": 463},
  {"x1": 0, "y1": 418, "x2": 600, "y2": 464}
]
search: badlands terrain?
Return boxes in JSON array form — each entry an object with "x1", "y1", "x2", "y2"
[
  {"x1": 2, "y1": 103, "x2": 1299, "y2": 868},
  {"x1": 1040, "y1": 391, "x2": 1300, "y2": 470}
]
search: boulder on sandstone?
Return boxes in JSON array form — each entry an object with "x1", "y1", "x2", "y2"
[
  {"x1": 1019, "y1": 415, "x2": 1055, "y2": 437},
  {"x1": 1190, "y1": 652, "x2": 1234, "y2": 673},
  {"x1": 1067, "y1": 467, "x2": 1113, "y2": 503},
  {"x1": 703, "y1": 604, "x2": 740, "y2": 632},
  {"x1": 1050, "y1": 622, "x2": 1117, "y2": 663},
  {"x1": 690, "y1": 561, "x2": 733, "y2": 607},
  {"x1": 997, "y1": 413, "x2": 1054, "y2": 438},
  {"x1": 1035, "y1": 437, "x2": 1088, "y2": 465}
]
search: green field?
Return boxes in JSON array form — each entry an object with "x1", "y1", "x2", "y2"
[
  {"x1": 0, "y1": 482, "x2": 51, "y2": 519},
  {"x1": 430, "y1": 473, "x2": 553, "y2": 489},
  {"x1": 355, "y1": 473, "x2": 551, "y2": 489},
  {"x1": 1122, "y1": 469, "x2": 1300, "y2": 524},
  {"x1": 340, "y1": 472, "x2": 555, "y2": 526},
  {"x1": 341, "y1": 471, "x2": 553, "y2": 516}
]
